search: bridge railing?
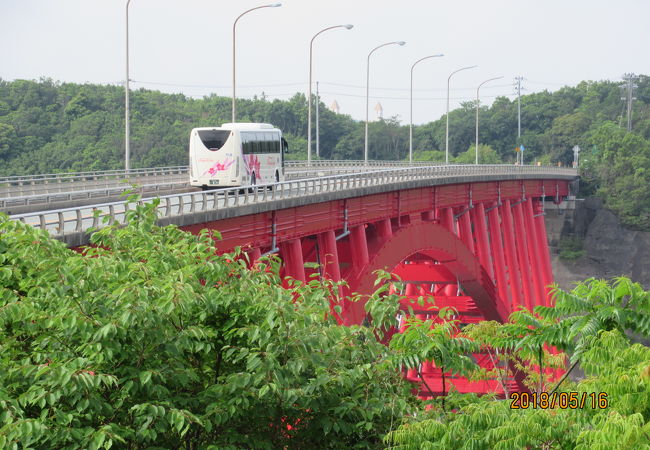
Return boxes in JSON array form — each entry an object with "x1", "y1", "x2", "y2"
[
  {"x1": 0, "y1": 160, "x2": 440, "y2": 199},
  {"x1": 1, "y1": 160, "x2": 435, "y2": 190},
  {"x1": 0, "y1": 181, "x2": 191, "y2": 210},
  {"x1": 10, "y1": 164, "x2": 577, "y2": 241},
  {"x1": 0, "y1": 165, "x2": 189, "y2": 186},
  {"x1": 284, "y1": 160, "x2": 436, "y2": 168},
  {"x1": 0, "y1": 166, "x2": 190, "y2": 198}
]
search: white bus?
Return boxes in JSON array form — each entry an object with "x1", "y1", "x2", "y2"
[{"x1": 189, "y1": 123, "x2": 288, "y2": 189}]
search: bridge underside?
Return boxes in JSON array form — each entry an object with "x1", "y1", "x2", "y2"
[{"x1": 180, "y1": 179, "x2": 569, "y2": 396}]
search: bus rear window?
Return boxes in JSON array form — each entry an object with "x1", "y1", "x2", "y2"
[{"x1": 198, "y1": 130, "x2": 231, "y2": 151}]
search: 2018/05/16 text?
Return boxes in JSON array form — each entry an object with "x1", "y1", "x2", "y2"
[{"x1": 510, "y1": 392, "x2": 608, "y2": 409}]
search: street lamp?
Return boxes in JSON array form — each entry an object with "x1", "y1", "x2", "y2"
[
  {"x1": 307, "y1": 24, "x2": 353, "y2": 166},
  {"x1": 365, "y1": 41, "x2": 405, "y2": 166},
  {"x1": 475, "y1": 76, "x2": 503, "y2": 164},
  {"x1": 409, "y1": 53, "x2": 443, "y2": 164},
  {"x1": 125, "y1": 0, "x2": 132, "y2": 171},
  {"x1": 445, "y1": 65, "x2": 477, "y2": 164},
  {"x1": 232, "y1": 3, "x2": 281, "y2": 124}
]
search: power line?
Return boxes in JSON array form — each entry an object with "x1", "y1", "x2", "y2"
[
  {"x1": 131, "y1": 79, "x2": 305, "y2": 89},
  {"x1": 131, "y1": 78, "x2": 516, "y2": 102},
  {"x1": 319, "y1": 81, "x2": 514, "y2": 92},
  {"x1": 525, "y1": 79, "x2": 569, "y2": 87},
  {"x1": 320, "y1": 91, "x2": 514, "y2": 101}
]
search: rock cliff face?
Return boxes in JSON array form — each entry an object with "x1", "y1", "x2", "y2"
[{"x1": 546, "y1": 198, "x2": 650, "y2": 290}]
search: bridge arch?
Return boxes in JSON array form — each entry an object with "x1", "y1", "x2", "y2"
[{"x1": 341, "y1": 220, "x2": 507, "y2": 326}]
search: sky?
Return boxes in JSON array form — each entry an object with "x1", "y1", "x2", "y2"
[{"x1": 1, "y1": 0, "x2": 649, "y2": 125}]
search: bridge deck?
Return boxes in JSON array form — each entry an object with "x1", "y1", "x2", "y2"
[{"x1": 9, "y1": 164, "x2": 577, "y2": 248}]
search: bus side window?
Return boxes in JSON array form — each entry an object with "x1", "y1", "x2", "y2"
[
  {"x1": 265, "y1": 133, "x2": 275, "y2": 153},
  {"x1": 245, "y1": 133, "x2": 253, "y2": 154},
  {"x1": 260, "y1": 133, "x2": 268, "y2": 153},
  {"x1": 241, "y1": 133, "x2": 249, "y2": 154},
  {"x1": 253, "y1": 134, "x2": 260, "y2": 154}
]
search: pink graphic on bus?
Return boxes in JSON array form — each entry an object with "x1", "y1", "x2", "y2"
[
  {"x1": 202, "y1": 159, "x2": 235, "y2": 177},
  {"x1": 244, "y1": 154, "x2": 261, "y2": 176}
]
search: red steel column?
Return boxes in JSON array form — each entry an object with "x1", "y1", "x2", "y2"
[
  {"x1": 247, "y1": 246, "x2": 262, "y2": 266},
  {"x1": 523, "y1": 199, "x2": 546, "y2": 308},
  {"x1": 405, "y1": 282, "x2": 418, "y2": 296},
  {"x1": 457, "y1": 209, "x2": 475, "y2": 254},
  {"x1": 433, "y1": 283, "x2": 446, "y2": 295},
  {"x1": 440, "y1": 207, "x2": 460, "y2": 298},
  {"x1": 487, "y1": 202, "x2": 510, "y2": 311},
  {"x1": 422, "y1": 210, "x2": 435, "y2": 221},
  {"x1": 512, "y1": 201, "x2": 534, "y2": 311},
  {"x1": 533, "y1": 199, "x2": 555, "y2": 306},
  {"x1": 444, "y1": 282, "x2": 457, "y2": 297},
  {"x1": 349, "y1": 225, "x2": 369, "y2": 267},
  {"x1": 280, "y1": 238, "x2": 306, "y2": 284},
  {"x1": 317, "y1": 230, "x2": 342, "y2": 282},
  {"x1": 499, "y1": 200, "x2": 524, "y2": 311},
  {"x1": 471, "y1": 203, "x2": 493, "y2": 280},
  {"x1": 377, "y1": 218, "x2": 393, "y2": 240},
  {"x1": 439, "y1": 207, "x2": 455, "y2": 234}
]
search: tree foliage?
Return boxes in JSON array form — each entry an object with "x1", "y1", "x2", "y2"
[
  {"x1": 385, "y1": 278, "x2": 650, "y2": 449},
  {"x1": 0, "y1": 202, "x2": 418, "y2": 448},
  {"x1": 2, "y1": 194, "x2": 650, "y2": 447}
]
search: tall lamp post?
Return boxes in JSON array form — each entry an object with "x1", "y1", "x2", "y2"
[
  {"x1": 475, "y1": 76, "x2": 503, "y2": 164},
  {"x1": 307, "y1": 24, "x2": 353, "y2": 166},
  {"x1": 409, "y1": 53, "x2": 443, "y2": 164},
  {"x1": 125, "y1": 0, "x2": 132, "y2": 171},
  {"x1": 365, "y1": 41, "x2": 405, "y2": 166},
  {"x1": 445, "y1": 65, "x2": 477, "y2": 164},
  {"x1": 232, "y1": 3, "x2": 281, "y2": 124}
]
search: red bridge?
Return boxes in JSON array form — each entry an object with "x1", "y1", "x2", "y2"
[{"x1": 15, "y1": 164, "x2": 578, "y2": 397}]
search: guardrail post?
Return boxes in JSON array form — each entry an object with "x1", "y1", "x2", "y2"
[
  {"x1": 107, "y1": 204, "x2": 115, "y2": 225},
  {"x1": 75, "y1": 209, "x2": 83, "y2": 232},
  {"x1": 178, "y1": 195, "x2": 185, "y2": 216}
]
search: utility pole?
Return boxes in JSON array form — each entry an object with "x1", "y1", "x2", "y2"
[
  {"x1": 514, "y1": 76, "x2": 524, "y2": 164},
  {"x1": 125, "y1": 0, "x2": 132, "y2": 171},
  {"x1": 622, "y1": 73, "x2": 637, "y2": 132},
  {"x1": 316, "y1": 81, "x2": 320, "y2": 158}
]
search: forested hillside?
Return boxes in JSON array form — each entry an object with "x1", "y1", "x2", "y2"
[{"x1": 1, "y1": 77, "x2": 649, "y2": 228}]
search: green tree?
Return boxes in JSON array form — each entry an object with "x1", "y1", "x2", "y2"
[
  {"x1": 0, "y1": 123, "x2": 16, "y2": 158},
  {"x1": 385, "y1": 278, "x2": 650, "y2": 449},
  {"x1": 454, "y1": 144, "x2": 503, "y2": 164},
  {"x1": 389, "y1": 313, "x2": 478, "y2": 411},
  {"x1": 587, "y1": 121, "x2": 650, "y2": 229},
  {"x1": 0, "y1": 202, "x2": 417, "y2": 448}
]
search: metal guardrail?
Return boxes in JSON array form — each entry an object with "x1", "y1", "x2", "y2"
[
  {"x1": 0, "y1": 181, "x2": 191, "y2": 210},
  {"x1": 285, "y1": 160, "x2": 436, "y2": 168},
  {"x1": 10, "y1": 165, "x2": 578, "y2": 240},
  {"x1": 0, "y1": 165, "x2": 188, "y2": 185},
  {"x1": 0, "y1": 167, "x2": 189, "y2": 198},
  {"x1": 1, "y1": 161, "x2": 435, "y2": 188},
  {"x1": 0, "y1": 161, "x2": 444, "y2": 199},
  {"x1": 0, "y1": 166, "x2": 385, "y2": 211}
]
